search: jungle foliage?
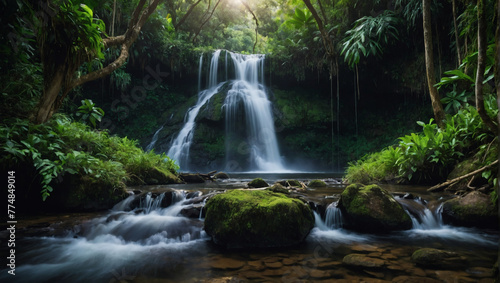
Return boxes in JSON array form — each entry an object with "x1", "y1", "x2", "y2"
[
  {"x1": 0, "y1": 0, "x2": 498, "y2": 203},
  {"x1": 0, "y1": 114, "x2": 180, "y2": 201},
  {"x1": 345, "y1": 95, "x2": 498, "y2": 186}
]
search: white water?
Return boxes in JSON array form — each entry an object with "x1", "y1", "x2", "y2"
[
  {"x1": 166, "y1": 50, "x2": 223, "y2": 170},
  {"x1": 324, "y1": 201, "x2": 344, "y2": 229},
  {"x1": 224, "y1": 53, "x2": 284, "y2": 171},
  {"x1": 165, "y1": 50, "x2": 284, "y2": 172},
  {"x1": 7, "y1": 191, "x2": 208, "y2": 283},
  {"x1": 2, "y1": 187, "x2": 498, "y2": 283},
  {"x1": 312, "y1": 198, "x2": 498, "y2": 246},
  {"x1": 144, "y1": 124, "x2": 163, "y2": 152}
]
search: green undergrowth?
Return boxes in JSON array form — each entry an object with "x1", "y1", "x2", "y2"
[
  {"x1": 1, "y1": 114, "x2": 181, "y2": 202},
  {"x1": 345, "y1": 98, "x2": 498, "y2": 188}
]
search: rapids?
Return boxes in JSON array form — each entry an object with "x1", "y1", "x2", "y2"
[{"x1": 1, "y1": 178, "x2": 497, "y2": 282}]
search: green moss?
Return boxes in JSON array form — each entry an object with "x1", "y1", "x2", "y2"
[
  {"x1": 204, "y1": 189, "x2": 314, "y2": 248},
  {"x1": 308, "y1": 179, "x2": 327, "y2": 187},
  {"x1": 0, "y1": 115, "x2": 181, "y2": 209},
  {"x1": 248, "y1": 178, "x2": 269, "y2": 188},
  {"x1": 266, "y1": 183, "x2": 289, "y2": 194},
  {"x1": 286, "y1": 180, "x2": 301, "y2": 187},
  {"x1": 340, "y1": 184, "x2": 411, "y2": 232}
]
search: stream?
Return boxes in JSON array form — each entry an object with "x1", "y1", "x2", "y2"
[{"x1": 1, "y1": 174, "x2": 498, "y2": 282}]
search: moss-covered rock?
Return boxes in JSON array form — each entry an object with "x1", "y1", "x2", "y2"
[
  {"x1": 204, "y1": 189, "x2": 314, "y2": 248},
  {"x1": 276, "y1": 179, "x2": 301, "y2": 187},
  {"x1": 339, "y1": 184, "x2": 412, "y2": 232},
  {"x1": 411, "y1": 248, "x2": 467, "y2": 269},
  {"x1": 214, "y1": 172, "x2": 230, "y2": 179},
  {"x1": 308, "y1": 179, "x2": 327, "y2": 187},
  {"x1": 52, "y1": 175, "x2": 129, "y2": 211},
  {"x1": 248, "y1": 178, "x2": 269, "y2": 188},
  {"x1": 442, "y1": 191, "x2": 498, "y2": 229},
  {"x1": 266, "y1": 183, "x2": 290, "y2": 194}
]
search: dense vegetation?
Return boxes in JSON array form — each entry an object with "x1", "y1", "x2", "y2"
[{"x1": 0, "y1": 0, "x2": 498, "y2": 208}]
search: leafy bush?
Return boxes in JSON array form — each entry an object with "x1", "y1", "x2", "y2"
[
  {"x1": 0, "y1": 115, "x2": 180, "y2": 201},
  {"x1": 345, "y1": 100, "x2": 497, "y2": 185}
]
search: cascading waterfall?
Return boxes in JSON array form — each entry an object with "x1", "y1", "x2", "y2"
[
  {"x1": 224, "y1": 52, "x2": 284, "y2": 171},
  {"x1": 324, "y1": 202, "x2": 344, "y2": 229},
  {"x1": 166, "y1": 50, "x2": 284, "y2": 171},
  {"x1": 166, "y1": 50, "x2": 224, "y2": 170},
  {"x1": 145, "y1": 125, "x2": 164, "y2": 152}
]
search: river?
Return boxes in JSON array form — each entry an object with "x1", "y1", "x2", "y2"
[{"x1": 1, "y1": 174, "x2": 498, "y2": 282}]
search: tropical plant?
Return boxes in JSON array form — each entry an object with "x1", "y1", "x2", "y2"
[
  {"x1": 0, "y1": 114, "x2": 180, "y2": 201},
  {"x1": 345, "y1": 97, "x2": 497, "y2": 184},
  {"x1": 341, "y1": 10, "x2": 400, "y2": 67},
  {"x1": 76, "y1": 99, "x2": 104, "y2": 128},
  {"x1": 285, "y1": 8, "x2": 314, "y2": 29},
  {"x1": 440, "y1": 87, "x2": 471, "y2": 113}
]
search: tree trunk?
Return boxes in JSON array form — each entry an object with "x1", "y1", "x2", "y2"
[
  {"x1": 35, "y1": 66, "x2": 65, "y2": 124},
  {"x1": 174, "y1": 0, "x2": 203, "y2": 29},
  {"x1": 475, "y1": 0, "x2": 498, "y2": 133},
  {"x1": 452, "y1": 0, "x2": 462, "y2": 66},
  {"x1": 302, "y1": 0, "x2": 335, "y2": 58},
  {"x1": 495, "y1": 0, "x2": 500, "y2": 212},
  {"x1": 35, "y1": 0, "x2": 161, "y2": 124},
  {"x1": 422, "y1": 0, "x2": 445, "y2": 127}
]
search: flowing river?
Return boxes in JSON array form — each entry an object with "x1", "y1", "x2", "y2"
[{"x1": 1, "y1": 174, "x2": 498, "y2": 282}]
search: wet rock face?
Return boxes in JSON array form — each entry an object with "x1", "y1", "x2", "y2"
[
  {"x1": 203, "y1": 189, "x2": 314, "y2": 248},
  {"x1": 442, "y1": 191, "x2": 498, "y2": 229},
  {"x1": 339, "y1": 184, "x2": 412, "y2": 233}
]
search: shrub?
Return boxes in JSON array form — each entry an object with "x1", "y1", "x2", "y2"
[
  {"x1": 345, "y1": 101, "x2": 497, "y2": 185},
  {"x1": 0, "y1": 114, "x2": 180, "y2": 201}
]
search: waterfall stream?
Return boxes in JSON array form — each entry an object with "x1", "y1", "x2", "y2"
[
  {"x1": 159, "y1": 50, "x2": 284, "y2": 172},
  {"x1": 2, "y1": 182, "x2": 497, "y2": 283}
]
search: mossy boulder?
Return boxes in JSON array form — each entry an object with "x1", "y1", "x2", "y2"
[
  {"x1": 339, "y1": 184, "x2": 412, "y2": 232},
  {"x1": 411, "y1": 248, "x2": 467, "y2": 269},
  {"x1": 276, "y1": 179, "x2": 301, "y2": 187},
  {"x1": 308, "y1": 179, "x2": 327, "y2": 187},
  {"x1": 266, "y1": 183, "x2": 290, "y2": 194},
  {"x1": 248, "y1": 178, "x2": 269, "y2": 188},
  {"x1": 204, "y1": 189, "x2": 315, "y2": 248},
  {"x1": 52, "y1": 175, "x2": 129, "y2": 211},
  {"x1": 442, "y1": 191, "x2": 498, "y2": 229}
]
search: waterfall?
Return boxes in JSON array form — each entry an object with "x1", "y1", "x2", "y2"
[
  {"x1": 166, "y1": 50, "x2": 223, "y2": 170},
  {"x1": 396, "y1": 197, "x2": 445, "y2": 230},
  {"x1": 145, "y1": 125, "x2": 164, "y2": 152},
  {"x1": 324, "y1": 202, "x2": 344, "y2": 229},
  {"x1": 198, "y1": 53, "x2": 203, "y2": 93},
  {"x1": 224, "y1": 52, "x2": 284, "y2": 171},
  {"x1": 166, "y1": 50, "x2": 284, "y2": 172}
]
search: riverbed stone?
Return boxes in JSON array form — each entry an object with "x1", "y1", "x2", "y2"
[
  {"x1": 339, "y1": 184, "x2": 412, "y2": 232},
  {"x1": 411, "y1": 248, "x2": 467, "y2": 269},
  {"x1": 307, "y1": 179, "x2": 327, "y2": 187},
  {"x1": 214, "y1": 172, "x2": 230, "y2": 179},
  {"x1": 392, "y1": 276, "x2": 441, "y2": 283},
  {"x1": 209, "y1": 257, "x2": 246, "y2": 270},
  {"x1": 204, "y1": 189, "x2": 314, "y2": 248},
  {"x1": 441, "y1": 191, "x2": 498, "y2": 229},
  {"x1": 248, "y1": 178, "x2": 269, "y2": 188},
  {"x1": 342, "y1": 254, "x2": 385, "y2": 268}
]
